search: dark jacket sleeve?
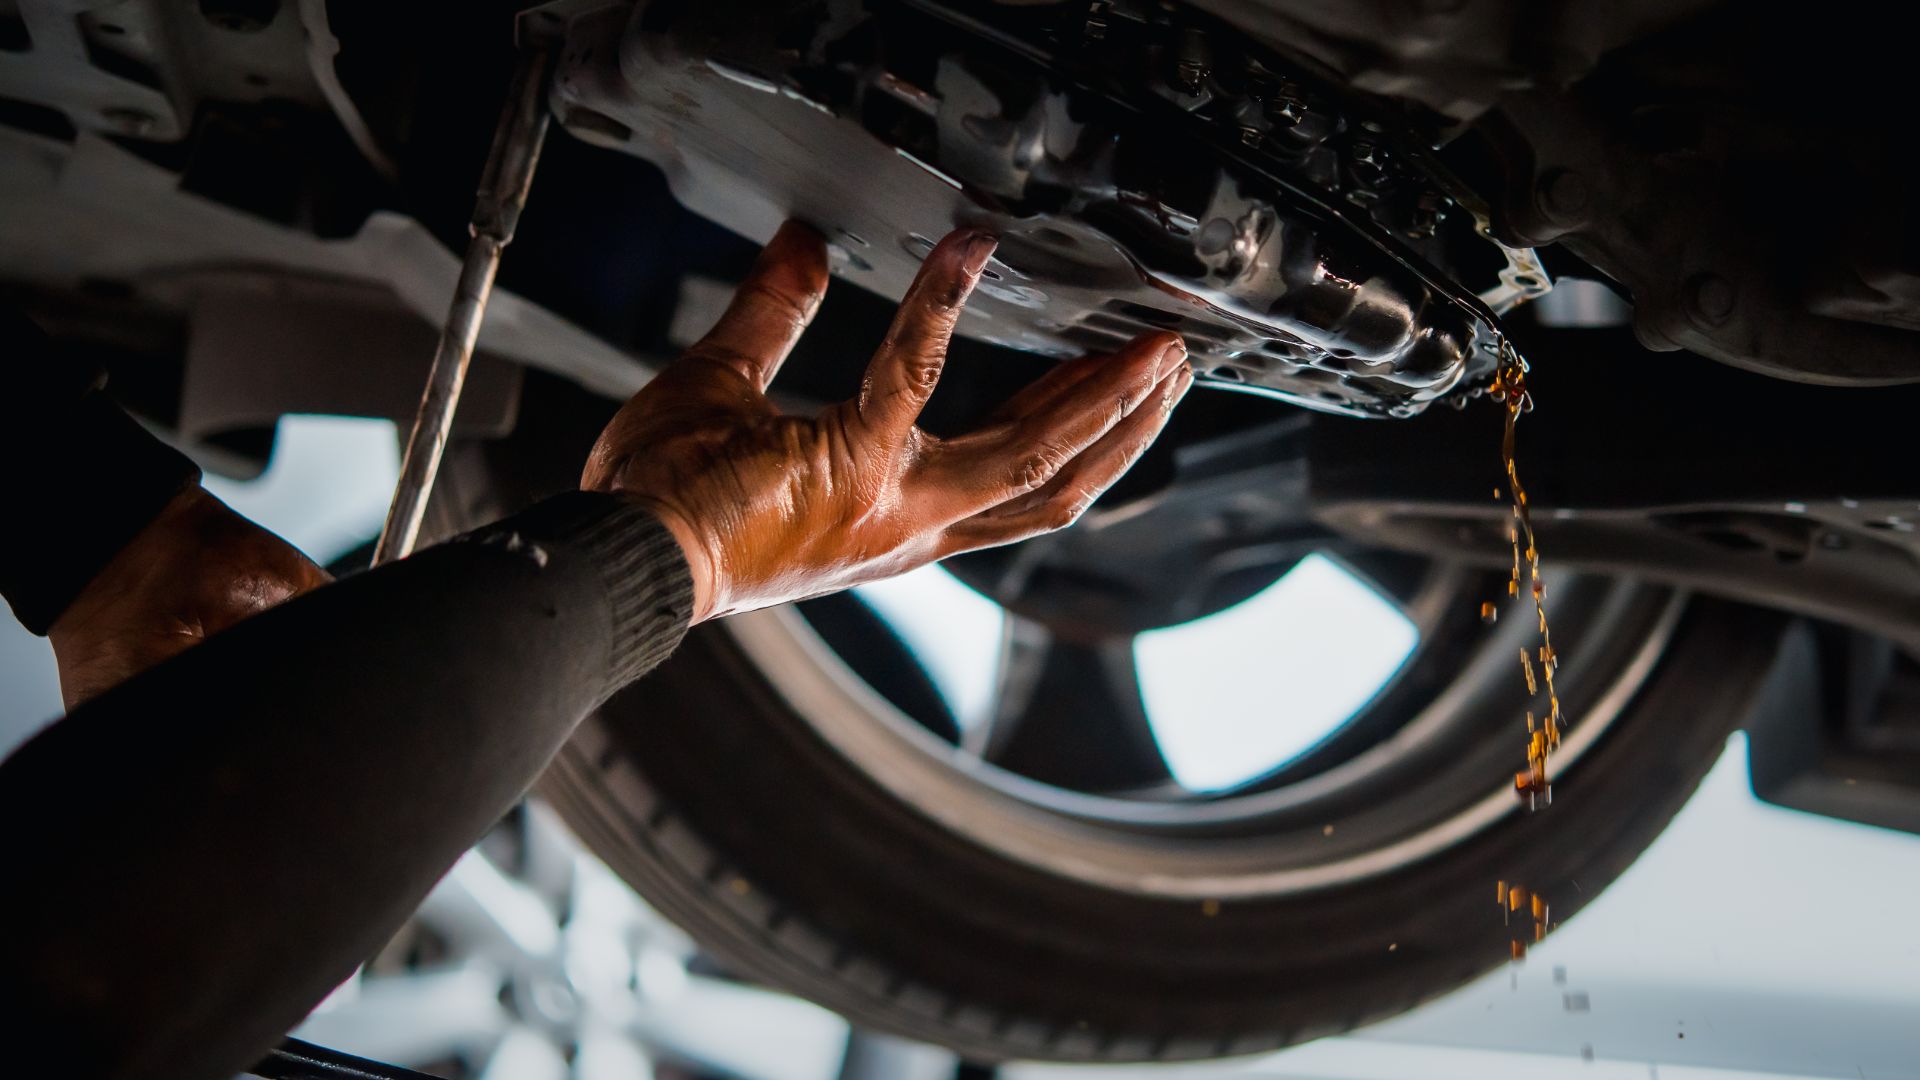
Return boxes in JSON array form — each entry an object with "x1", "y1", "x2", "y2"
[
  {"x1": 0, "y1": 306, "x2": 204, "y2": 633},
  {"x1": 0, "y1": 490, "x2": 693, "y2": 1080}
]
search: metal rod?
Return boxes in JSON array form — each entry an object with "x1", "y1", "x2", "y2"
[{"x1": 372, "y1": 48, "x2": 553, "y2": 565}]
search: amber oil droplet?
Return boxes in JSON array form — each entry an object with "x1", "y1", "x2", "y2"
[{"x1": 1482, "y1": 339, "x2": 1563, "y2": 964}]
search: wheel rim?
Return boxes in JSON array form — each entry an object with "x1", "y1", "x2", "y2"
[
  {"x1": 723, "y1": 563, "x2": 1684, "y2": 900},
  {"x1": 296, "y1": 803, "x2": 851, "y2": 1078}
]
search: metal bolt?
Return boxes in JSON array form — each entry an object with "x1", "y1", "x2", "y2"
[
  {"x1": 1172, "y1": 28, "x2": 1211, "y2": 95},
  {"x1": 1084, "y1": 1, "x2": 1109, "y2": 40},
  {"x1": 1231, "y1": 93, "x2": 1269, "y2": 148},
  {"x1": 1685, "y1": 273, "x2": 1737, "y2": 328},
  {"x1": 1268, "y1": 81, "x2": 1304, "y2": 127},
  {"x1": 1536, "y1": 168, "x2": 1590, "y2": 223},
  {"x1": 1174, "y1": 59, "x2": 1208, "y2": 94},
  {"x1": 1348, "y1": 140, "x2": 1390, "y2": 194},
  {"x1": 1406, "y1": 191, "x2": 1451, "y2": 240}
]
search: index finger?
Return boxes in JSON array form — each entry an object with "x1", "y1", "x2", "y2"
[{"x1": 680, "y1": 220, "x2": 830, "y2": 391}]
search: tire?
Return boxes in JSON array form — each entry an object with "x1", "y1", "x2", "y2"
[
  {"x1": 535, "y1": 595, "x2": 1784, "y2": 1063},
  {"x1": 437, "y1": 376, "x2": 1786, "y2": 1063}
]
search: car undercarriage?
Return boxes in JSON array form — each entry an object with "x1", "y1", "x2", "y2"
[{"x1": 4, "y1": 0, "x2": 1920, "y2": 1072}]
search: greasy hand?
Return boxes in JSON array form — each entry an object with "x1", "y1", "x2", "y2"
[
  {"x1": 583, "y1": 222, "x2": 1193, "y2": 623},
  {"x1": 48, "y1": 486, "x2": 330, "y2": 708}
]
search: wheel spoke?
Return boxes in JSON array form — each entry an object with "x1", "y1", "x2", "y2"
[
  {"x1": 1326, "y1": 545, "x2": 1438, "y2": 611},
  {"x1": 632, "y1": 973, "x2": 849, "y2": 1079},
  {"x1": 475, "y1": 1024, "x2": 569, "y2": 1080},
  {"x1": 518, "y1": 800, "x2": 581, "y2": 911},
  {"x1": 837, "y1": 1030, "x2": 960, "y2": 1080},
  {"x1": 972, "y1": 617, "x2": 1174, "y2": 792},
  {"x1": 571, "y1": 1026, "x2": 653, "y2": 1080},
  {"x1": 294, "y1": 965, "x2": 509, "y2": 1066},
  {"x1": 418, "y1": 849, "x2": 561, "y2": 962}
]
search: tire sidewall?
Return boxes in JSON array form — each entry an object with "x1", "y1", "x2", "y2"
[{"x1": 542, "y1": 598, "x2": 1782, "y2": 1061}]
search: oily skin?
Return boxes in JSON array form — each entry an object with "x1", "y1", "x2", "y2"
[
  {"x1": 48, "y1": 486, "x2": 332, "y2": 709},
  {"x1": 47, "y1": 222, "x2": 1191, "y2": 702},
  {"x1": 582, "y1": 222, "x2": 1193, "y2": 622}
]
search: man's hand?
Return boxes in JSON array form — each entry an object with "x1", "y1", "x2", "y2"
[
  {"x1": 48, "y1": 486, "x2": 330, "y2": 707},
  {"x1": 583, "y1": 222, "x2": 1193, "y2": 623}
]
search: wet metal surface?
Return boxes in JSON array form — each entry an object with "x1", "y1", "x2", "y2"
[{"x1": 551, "y1": 0, "x2": 1536, "y2": 417}]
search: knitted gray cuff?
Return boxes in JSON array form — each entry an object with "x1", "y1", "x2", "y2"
[{"x1": 484, "y1": 491, "x2": 695, "y2": 695}]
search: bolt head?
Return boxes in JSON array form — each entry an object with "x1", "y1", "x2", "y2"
[
  {"x1": 1685, "y1": 273, "x2": 1737, "y2": 327},
  {"x1": 1174, "y1": 60, "x2": 1208, "y2": 95},
  {"x1": 1083, "y1": 1, "x2": 1109, "y2": 38},
  {"x1": 1536, "y1": 168, "x2": 1589, "y2": 222}
]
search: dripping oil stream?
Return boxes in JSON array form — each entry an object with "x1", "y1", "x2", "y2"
[{"x1": 1487, "y1": 342, "x2": 1558, "y2": 960}]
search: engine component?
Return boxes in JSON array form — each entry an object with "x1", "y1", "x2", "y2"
[
  {"x1": 1181, "y1": 0, "x2": 1723, "y2": 126},
  {"x1": 1484, "y1": 40, "x2": 1920, "y2": 385},
  {"x1": 548, "y1": 0, "x2": 1544, "y2": 417},
  {"x1": 1179, "y1": 0, "x2": 1920, "y2": 386}
]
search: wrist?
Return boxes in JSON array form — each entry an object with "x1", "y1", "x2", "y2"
[{"x1": 592, "y1": 490, "x2": 718, "y2": 624}]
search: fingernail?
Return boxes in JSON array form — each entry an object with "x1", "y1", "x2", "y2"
[
  {"x1": 962, "y1": 232, "x2": 999, "y2": 276},
  {"x1": 1155, "y1": 337, "x2": 1190, "y2": 379},
  {"x1": 1166, "y1": 367, "x2": 1195, "y2": 410}
]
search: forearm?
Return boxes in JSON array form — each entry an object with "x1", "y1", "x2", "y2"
[{"x1": 0, "y1": 492, "x2": 691, "y2": 1080}]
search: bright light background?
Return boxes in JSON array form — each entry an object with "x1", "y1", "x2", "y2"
[
  {"x1": 1134, "y1": 553, "x2": 1417, "y2": 789},
  {"x1": 855, "y1": 566, "x2": 1005, "y2": 731},
  {"x1": 0, "y1": 415, "x2": 398, "y2": 754},
  {"x1": 201, "y1": 415, "x2": 401, "y2": 568},
  {"x1": 1009, "y1": 735, "x2": 1920, "y2": 1079},
  {"x1": 853, "y1": 553, "x2": 1418, "y2": 790},
  {"x1": 3, "y1": 413, "x2": 1918, "y2": 1078}
]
